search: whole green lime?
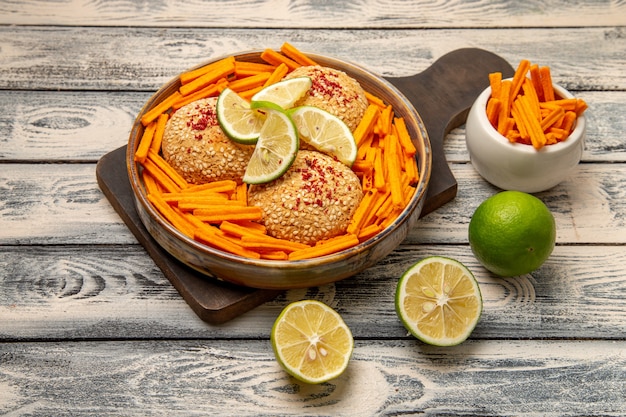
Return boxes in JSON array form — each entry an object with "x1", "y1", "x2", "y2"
[{"x1": 468, "y1": 191, "x2": 556, "y2": 276}]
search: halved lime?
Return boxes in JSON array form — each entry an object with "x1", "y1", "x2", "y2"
[
  {"x1": 395, "y1": 256, "x2": 483, "y2": 346},
  {"x1": 216, "y1": 87, "x2": 265, "y2": 144},
  {"x1": 242, "y1": 109, "x2": 299, "y2": 184},
  {"x1": 289, "y1": 106, "x2": 357, "y2": 166},
  {"x1": 251, "y1": 76, "x2": 312, "y2": 110},
  {"x1": 271, "y1": 300, "x2": 354, "y2": 384}
]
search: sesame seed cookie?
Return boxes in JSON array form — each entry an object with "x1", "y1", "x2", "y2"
[
  {"x1": 161, "y1": 97, "x2": 254, "y2": 184},
  {"x1": 284, "y1": 66, "x2": 368, "y2": 131},
  {"x1": 248, "y1": 150, "x2": 363, "y2": 245}
]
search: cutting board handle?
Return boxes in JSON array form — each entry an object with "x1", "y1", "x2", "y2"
[{"x1": 386, "y1": 48, "x2": 514, "y2": 215}]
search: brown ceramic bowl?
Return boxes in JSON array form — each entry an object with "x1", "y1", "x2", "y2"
[{"x1": 127, "y1": 50, "x2": 432, "y2": 290}]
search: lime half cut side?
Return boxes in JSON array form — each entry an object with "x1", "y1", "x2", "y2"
[
  {"x1": 271, "y1": 300, "x2": 354, "y2": 384},
  {"x1": 289, "y1": 106, "x2": 357, "y2": 166},
  {"x1": 395, "y1": 256, "x2": 483, "y2": 346},
  {"x1": 251, "y1": 76, "x2": 312, "y2": 110},
  {"x1": 216, "y1": 87, "x2": 265, "y2": 144},
  {"x1": 242, "y1": 109, "x2": 299, "y2": 184}
]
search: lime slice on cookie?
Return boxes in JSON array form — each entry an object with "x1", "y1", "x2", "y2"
[
  {"x1": 243, "y1": 109, "x2": 299, "y2": 184},
  {"x1": 216, "y1": 87, "x2": 266, "y2": 144},
  {"x1": 251, "y1": 76, "x2": 312, "y2": 110},
  {"x1": 289, "y1": 105, "x2": 357, "y2": 166}
]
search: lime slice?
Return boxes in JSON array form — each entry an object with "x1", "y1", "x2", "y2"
[
  {"x1": 288, "y1": 106, "x2": 357, "y2": 166},
  {"x1": 242, "y1": 109, "x2": 299, "y2": 184},
  {"x1": 249, "y1": 100, "x2": 286, "y2": 112},
  {"x1": 271, "y1": 300, "x2": 354, "y2": 384},
  {"x1": 395, "y1": 256, "x2": 483, "y2": 346},
  {"x1": 251, "y1": 76, "x2": 312, "y2": 110},
  {"x1": 216, "y1": 87, "x2": 265, "y2": 144}
]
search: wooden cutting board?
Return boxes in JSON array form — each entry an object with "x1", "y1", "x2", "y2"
[{"x1": 96, "y1": 48, "x2": 514, "y2": 324}]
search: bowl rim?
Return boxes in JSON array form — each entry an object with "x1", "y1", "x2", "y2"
[
  {"x1": 127, "y1": 49, "x2": 432, "y2": 272},
  {"x1": 472, "y1": 78, "x2": 586, "y2": 154}
]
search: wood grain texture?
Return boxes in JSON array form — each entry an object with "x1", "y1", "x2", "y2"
[
  {"x1": 0, "y1": 27, "x2": 625, "y2": 91},
  {"x1": 1, "y1": 1, "x2": 625, "y2": 413},
  {"x1": 1, "y1": 0, "x2": 625, "y2": 28},
  {"x1": 0, "y1": 340, "x2": 624, "y2": 416},
  {"x1": 2, "y1": 163, "x2": 625, "y2": 245},
  {"x1": 1, "y1": 245, "x2": 626, "y2": 340},
  {"x1": 2, "y1": 91, "x2": 624, "y2": 163}
]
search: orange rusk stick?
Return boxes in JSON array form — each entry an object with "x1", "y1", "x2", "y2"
[
  {"x1": 142, "y1": 171, "x2": 162, "y2": 196},
  {"x1": 386, "y1": 134, "x2": 405, "y2": 209},
  {"x1": 142, "y1": 158, "x2": 182, "y2": 193},
  {"x1": 260, "y1": 48, "x2": 300, "y2": 71},
  {"x1": 486, "y1": 97, "x2": 501, "y2": 128},
  {"x1": 134, "y1": 121, "x2": 157, "y2": 163},
  {"x1": 497, "y1": 80, "x2": 512, "y2": 134},
  {"x1": 489, "y1": 72, "x2": 502, "y2": 99},
  {"x1": 280, "y1": 42, "x2": 318, "y2": 66},
  {"x1": 353, "y1": 104, "x2": 380, "y2": 146},
  {"x1": 539, "y1": 66, "x2": 555, "y2": 102},
  {"x1": 182, "y1": 179, "x2": 237, "y2": 194},
  {"x1": 140, "y1": 91, "x2": 182, "y2": 127},
  {"x1": 179, "y1": 59, "x2": 235, "y2": 97},
  {"x1": 161, "y1": 193, "x2": 229, "y2": 205},
  {"x1": 178, "y1": 199, "x2": 245, "y2": 211},
  {"x1": 219, "y1": 220, "x2": 267, "y2": 238},
  {"x1": 194, "y1": 224, "x2": 261, "y2": 259},
  {"x1": 193, "y1": 206, "x2": 263, "y2": 223},
  {"x1": 517, "y1": 95, "x2": 547, "y2": 149},
  {"x1": 263, "y1": 63, "x2": 289, "y2": 87},
  {"x1": 529, "y1": 64, "x2": 544, "y2": 102},
  {"x1": 394, "y1": 117, "x2": 417, "y2": 157},
  {"x1": 365, "y1": 91, "x2": 386, "y2": 109},
  {"x1": 357, "y1": 223, "x2": 382, "y2": 241},
  {"x1": 180, "y1": 56, "x2": 236, "y2": 85},
  {"x1": 233, "y1": 61, "x2": 276, "y2": 77},
  {"x1": 540, "y1": 106, "x2": 565, "y2": 132},
  {"x1": 147, "y1": 193, "x2": 195, "y2": 238},
  {"x1": 172, "y1": 79, "x2": 227, "y2": 110},
  {"x1": 288, "y1": 234, "x2": 360, "y2": 260},
  {"x1": 522, "y1": 77, "x2": 541, "y2": 117},
  {"x1": 346, "y1": 189, "x2": 378, "y2": 235},
  {"x1": 150, "y1": 113, "x2": 169, "y2": 154},
  {"x1": 509, "y1": 59, "x2": 531, "y2": 106},
  {"x1": 227, "y1": 72, "x2": 271, "y2": 92},
  {"x1": 239, "y1": 234, "x2": 310, "y2": 252},
  {"x1": 147, "y1": 149, "x2": 188, "y2": 190}
]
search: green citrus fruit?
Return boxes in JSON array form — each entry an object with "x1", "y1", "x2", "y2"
[
  {"x1": 468, "y1": 191, "x2": 556, "y2": 276},
  {"x1": 288, "y1": 105, "x2": 357, "y2": 166},
  {"x1": 271, "y1": 300, "x2": 354, "y2": 384},
  {"x1": 242, "y1": 108, "x2": 298, "y2": 184},
  {"x1": 251, "y1": 76, "x2": 312, "y2": 110},
  {"x1": 395, "y1": 256, "x2": 482, "y2": 346},
  {"x1": 216, "y1": 87, "x2": 265, "y2": 143}
]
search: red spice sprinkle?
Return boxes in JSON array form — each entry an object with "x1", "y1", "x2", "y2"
[
  {"x1": 189, "y1": 104, "x2": 218, "y2": 131},
  {"x1": 309, "y1": 69, "x2": 354, "y2": 105}
]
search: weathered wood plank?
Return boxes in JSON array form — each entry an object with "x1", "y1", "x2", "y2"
[
  {"x1": 1, "y1": 90, "x2": 623, "y2": 163},
  {"x1": 0, "y1": 27, "x2": 624, "y2": 91},
  {"x1": 1, "y1": 245, "x2": 625, "y2": 340},
  {"x1": 2, "y1": 163, "x2": 625, "y2": 245},
  {"x1": 0, "y1": 339, "x2": 624, "y2": 416},
  {"x1": 1, "y1": 0, "x2": 624, "y2": 28}
]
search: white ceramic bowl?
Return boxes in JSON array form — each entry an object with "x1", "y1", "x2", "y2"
[{"x1": 465, "y1": 82, "x2": 586, "y2": 193}]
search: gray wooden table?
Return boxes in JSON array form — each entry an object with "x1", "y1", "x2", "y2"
[{"x1": 1, "y1": 1, "x2": 625, "y2": 415}]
